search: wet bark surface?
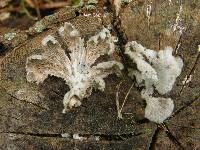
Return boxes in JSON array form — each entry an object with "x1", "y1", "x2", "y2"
[{"x1": 0, "y1": 1, "x2": 199, "y2": 149}]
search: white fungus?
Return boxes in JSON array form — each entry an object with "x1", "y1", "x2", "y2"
[
  {"x1": 125, "y1": 41, "x2": 183, "y2": 123},
  {"x1": 88, "y1": 27, "x2": 118, "y2": 54},
  {"x1": 141, "y1": 90, "x2": 174, "y2": 123},
  {"x1": 26, "y1": 23, "x2": 123, "y2": 113},
  {"x1": 61, "y1": 133, "x2": 70, "y2": 138},
  {"x1": 73, "y1": 134, "x2": 87, "y2": 141}
]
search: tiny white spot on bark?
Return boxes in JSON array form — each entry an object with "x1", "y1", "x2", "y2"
[
  {"x1": 42, "y1": 35, "x2": 57, "y2": 46},
  {"x1": 61, "y1": 133, "x2": 70, "y2": 138},
  {"x1": 73, "y1": 134, "x2": 87, "y2": 141}
]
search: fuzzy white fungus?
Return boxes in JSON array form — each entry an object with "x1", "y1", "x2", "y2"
[
  {"x1": 141, "y1": 90, "x2": 174, "y2": 123},
  {"x1": 125, "y1": 41, "x2": 183, "y2": 123}
]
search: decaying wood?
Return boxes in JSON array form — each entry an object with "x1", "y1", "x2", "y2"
[{"x1": 0, "y1": 0, "x2": 200, "y2": 149}]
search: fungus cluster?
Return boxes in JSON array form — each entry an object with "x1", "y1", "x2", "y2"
[
  {"x1": 125, "y1": 41, "x2": 183, "y2": 123},
  {"x1": 26, "y1": 23, "x2": 183, "y2": 123}
]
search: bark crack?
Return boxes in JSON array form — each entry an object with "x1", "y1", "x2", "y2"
[
  {"x1": 179, "y1": 53, "x2": 200, "y2": 95},
  {"x1": 173, "y1": 34, "x2": 183, "y2": 55},
  {"x1": 7, "y1": 92, "x2": 49, "y2": 111},
  {"x1": 164, "y1": 123, "x2": 185, "y2": 150},
  {"x1": 148, "y1": 126, "x2": 161, "y2": 150},
  {"x1": 0, "y1": 131, "x2": 143, "y2": 142},
  {"x1": 172, "y1": 94, "x2": 200, "y2": 117},
  {"x1": 0, "y1": 131, "x2": 63, "y2": 138},
  {"x1": 170, "y1": 123, "x2": 200, "y2": 130},
  {"x1": 0, "y1": 85, "x2": 49, "y2": 111},
  {"x1": 110, "y1": 3, "x2": 129, "y2": 74}
]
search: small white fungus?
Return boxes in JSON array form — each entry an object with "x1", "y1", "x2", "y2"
[
  {"x1": 73, "y1": 134, "x2": 87, "y2": 141},
  {"x1": 42, "y1": 35, "x2": 58, "y2": 46},
  {"x1": 61, "y1": 133, "x2": 70, "y2": 138}
]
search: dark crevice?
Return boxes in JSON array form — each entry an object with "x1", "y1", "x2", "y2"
[
  {"x1": 148, "y1": 126, "x2": 161, "y2": 150},
  {"x1": 173, "y1": 21, "x2": 189, "y2": 56},
  {"x1": 179, "y1": 53, "x2": 200, "y2": 95},
  {"x1": 158, "y1": 33, "x2": 161, "y2": 50},
  {"x1": 0, "y1": 85, "x2": 48, "y2": 111},
  {"x1": 148, "y1": 126, "x2": 162, "y2": 150},
  {"x1": 166, "y1": 131, "x2": 185, "y2": 150},
  {"x1": 164, "y1": 123, "x2": 185, "y2": 150},
  {"x1": 0, "y1": 131, "x2": 143, "y2": 141},
  {"x1": 75, "y1": 10, "x2": 80, "y2": 16},
  {"x1": 136, "y1": 118, "x2": 150, "y2": 124},
  {"x1": 168, "y1": 53, "x2": 200, "y2": 118},
  {"x1": 6, "y1": 92, "x2": 49, "y2": 111},
  {"x1": 173, "y1": 33, "x2": 183, "y2": 55},
  {"x1": 80, "y1": 132, "x2": 143, "y2": 142},
  {"x1": 170, "y1": 123, "x2": 200, "y2": 130},
  {"x1": 112, "y1": 25, "x2": 129, "y2": 74},
  {"x1": 109, "y1": 1, "x2": 129, "y2": 74},
  {"x1": 1, "y1": 131, "x2": 63, "y2": 138},
  {"x1": 172, "y1": 94, "x2": 200, "y2": 117},
  {"x1": 0, "y1": 43, "x2": 8, "y2": 56}
]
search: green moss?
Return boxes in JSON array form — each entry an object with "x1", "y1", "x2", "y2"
[
  {"x1": 4, "y1": 32, "x2": 17, "y2": 41},
  {"x1": 88, "y1": 0, "x2": 98, "y2": 5},
  {"x1": 144, "y1": 128, "x2": 152, "y2": 135},
  {"x1": 34, "y1": 22, "x2": 45, "y2": 33},
  {"x1": 72, "y1": 0, "x2": 83, "y2": 6},
  {"x1": 15, "y1": 77, "x2": 27, "y2": 88},
  {"x1": 122, "y1": 0, "x2": 130, "y2": 5},
  {"x1": 86, "y1": 5, "x2": 96, "y2": 10}
]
